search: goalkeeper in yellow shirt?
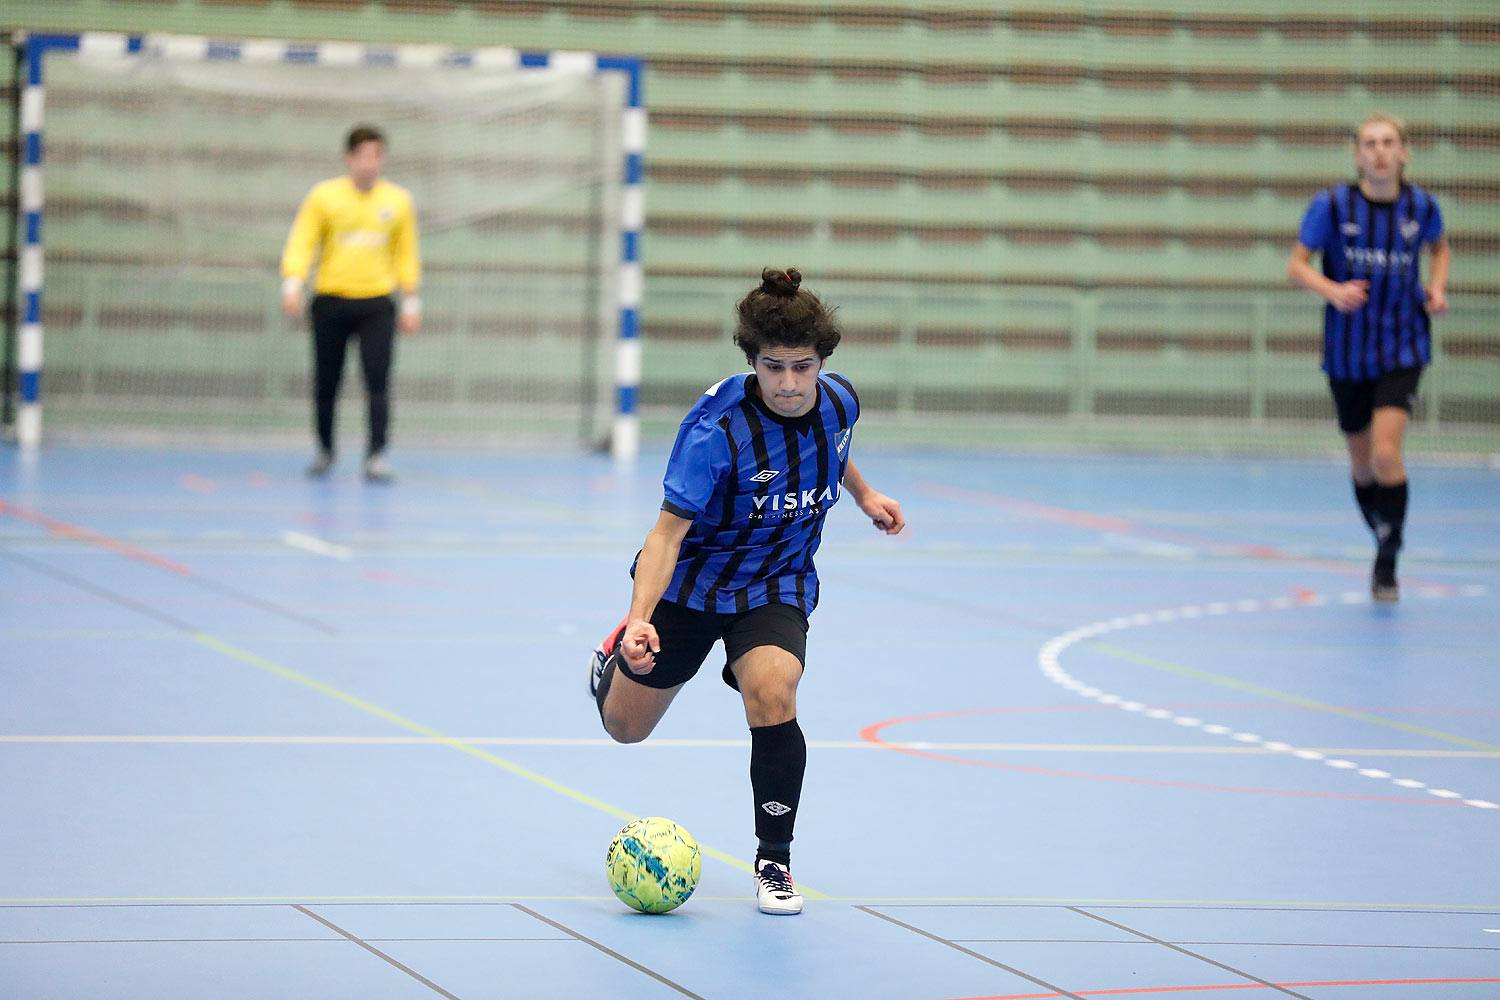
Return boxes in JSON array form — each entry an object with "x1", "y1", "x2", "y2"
[{"x1": 281, "y1": 125, "x2": 421, "y2": 482}]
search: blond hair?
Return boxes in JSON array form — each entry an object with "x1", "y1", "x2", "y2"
[{"x1": 1354, "y1": 113, "x2": 1407, "y2": 146}]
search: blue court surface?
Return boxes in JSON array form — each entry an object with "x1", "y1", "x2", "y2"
[{"x1": 2, "y1": 443, "x2": 1498, "y2": 999}]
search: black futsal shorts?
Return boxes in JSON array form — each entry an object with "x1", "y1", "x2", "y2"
[
  {"x1": 618, "y1": 599, "x2": 808, "y2": 691},
  {"x1": 1328, "y1": 365, "x2": 1422, "y2": 434}
]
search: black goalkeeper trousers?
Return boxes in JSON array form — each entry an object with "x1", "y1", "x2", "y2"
[{"x1": 310, "y1": 294, "x2": 396, "y2": 456}]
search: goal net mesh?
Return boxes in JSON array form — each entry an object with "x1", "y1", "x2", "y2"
[{"x1": 40, "y1": 46, "x2": 624, "y2": 447}]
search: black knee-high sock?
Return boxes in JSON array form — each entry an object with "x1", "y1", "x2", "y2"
[
  {"x1": 1372, "y1": 480, "x2": 1408, "y2": 559},
  {"x1": 750, "y1": 718, "x2": 806, "y2": 866},
  {"x1": 1353, "y1": 480, "x2": 1379, "y2": 533}
]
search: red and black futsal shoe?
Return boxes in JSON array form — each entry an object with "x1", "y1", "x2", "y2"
[{"x1": 588, "y1": 618, "x2": 628, "y2": 697}]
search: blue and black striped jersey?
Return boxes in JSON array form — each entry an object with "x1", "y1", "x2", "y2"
[
  {"x1": 1298, "y1": 182, "x2": 1444, "y2": 381},
  {"x1": 638, "y1": 371, "x2": 860, "y2": 616}
]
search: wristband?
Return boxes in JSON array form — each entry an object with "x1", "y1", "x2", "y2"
[
  {"x1": 401, "y1": 295, "x2": 422, "y2": 317},
  {"x1": 281, "y1": 277, "x2": 303, "y2": 297}
]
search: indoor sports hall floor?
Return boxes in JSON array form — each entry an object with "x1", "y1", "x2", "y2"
[{"x1": 2, "y1": 441, "x2": 1497, "y2": 999}]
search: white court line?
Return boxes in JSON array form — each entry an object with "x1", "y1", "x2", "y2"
[
  {"x1": 1037, "y1": 584, "x2": 1498, "y2": 810},
  {"x1": 280, "y1": 531, "x2": 353, "y2": 560}
]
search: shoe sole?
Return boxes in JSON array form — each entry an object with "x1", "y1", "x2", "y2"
[{"x1": 758, "y1": 900, "x2": 803, "y2": 915}]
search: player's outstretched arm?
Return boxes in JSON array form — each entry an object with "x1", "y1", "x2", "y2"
[
  {"x1": 842, "y1": 460, "x2": 905, "y2": 535},
  {"x1": 621, "y1": 510, "x2": 694, "y2": 673}
]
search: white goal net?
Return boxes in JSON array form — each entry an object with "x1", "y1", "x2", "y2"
[{"x1": 38, "y1": 40, "x2": 626, "y2": 447}]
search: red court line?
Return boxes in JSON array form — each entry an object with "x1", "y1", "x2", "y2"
[
  {"x1": 919, "y1": 483, "x2": 1136, "y2": 533},
  {"x1": 946, "y1": 977, "x2": 1500, "y2": 999},
  {"x1": 178, "y1": 473, "x2": 218, "y2": 495},
  {"x1": 861, "y1": 708, "x2": 1463, "y2": 806},
  {"x1": 0, "y1": 500, "x2": 193, "y2": 576}
]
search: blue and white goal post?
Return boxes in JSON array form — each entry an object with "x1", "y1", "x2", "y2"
[{"x1": 11, "y1": 31, "x2": 645, "y2": 460}]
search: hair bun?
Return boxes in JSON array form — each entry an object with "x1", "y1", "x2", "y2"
[{"x1": 759, "y1": 267, "x2": 802, "y2": 297}]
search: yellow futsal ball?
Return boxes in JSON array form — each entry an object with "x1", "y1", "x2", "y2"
[{"x1": 605, "y1": 817, "x2": 701, "y2": 914}]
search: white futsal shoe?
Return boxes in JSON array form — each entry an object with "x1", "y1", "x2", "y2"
[
  {"x1": 587, "y1": 643, "x2": 611, "y2": 698},
  {"x1": 362, "y1": 453, "x2": 395, "y2": 483},
  {"x1": 754, "y1": 859, "x2": 803, "y2": 915}
]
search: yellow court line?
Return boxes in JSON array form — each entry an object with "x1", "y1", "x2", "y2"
[
  {"x1": 189, "y1": 633, "x2": 827, "y2": 900},
  {"x1": 1090, "y1": 640, "x2": 1500, "y2": 753}
]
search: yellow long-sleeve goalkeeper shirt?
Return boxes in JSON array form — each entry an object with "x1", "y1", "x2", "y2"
[{"x1": 280, "y1": 176, "x2": 420, "y2": 299}]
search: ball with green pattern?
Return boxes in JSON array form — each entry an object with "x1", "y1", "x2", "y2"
[{"x1": 606, "y1": 817, "x2": 701, "y2": 913}]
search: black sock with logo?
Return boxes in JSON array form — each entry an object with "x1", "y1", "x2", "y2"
[{"x1": 750, "y1": 718, "x2": 805, "y2": 866}]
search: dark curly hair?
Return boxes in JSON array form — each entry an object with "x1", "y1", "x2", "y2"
[
  {"x1": 733, "y1": 268, "x2": 842, "y2": 364},
  {"x1": 345, "y1": 124, "x2": 386, "y2": 152}
]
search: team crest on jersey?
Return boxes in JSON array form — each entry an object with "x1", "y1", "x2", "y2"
[
  {"x1": 1400, "y1": 217, "x2": 1421, "y2": 242},
  {"x1": 836, "y1": 428, "x2": 851, "y2": 456},
  {"x1": 751, "y1": 469, "x2": 781, "y2": 483},
  {"x1": 1340, "y1": 222, "x2": 1362, "y2": 236}
]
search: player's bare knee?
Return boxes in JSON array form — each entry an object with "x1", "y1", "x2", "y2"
[
  {"x1": 741, "y1": 677, "x2": 797, "y2": 727},
  {"x1": 1371, "y1": 446, "x2": 1404, "y2": 483},
  {"x1": 601, "y1": 707, "x2": 652, "y2": 745}
]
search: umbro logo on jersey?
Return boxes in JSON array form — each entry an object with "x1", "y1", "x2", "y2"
[
  {"x1": 751, "y1": 469, "x2": 781, "y2": 483},
  {"x1": 1400, "y1": 218, "x2": 1421, "y2": 241},
  {"x1": 760, "y1": 801, "x2": 791, "y2": 816},
  {"x1": 1340, "y1": 222, "x2": 1362, "y2": 236}
]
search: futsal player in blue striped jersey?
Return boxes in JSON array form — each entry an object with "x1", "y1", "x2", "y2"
[
  {"x1": 588, "y1": 268, "x2": 905, "y2": 914},
  {"x1": 1288, "y1": 113, "x2": 1451, "y2": 602}
]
